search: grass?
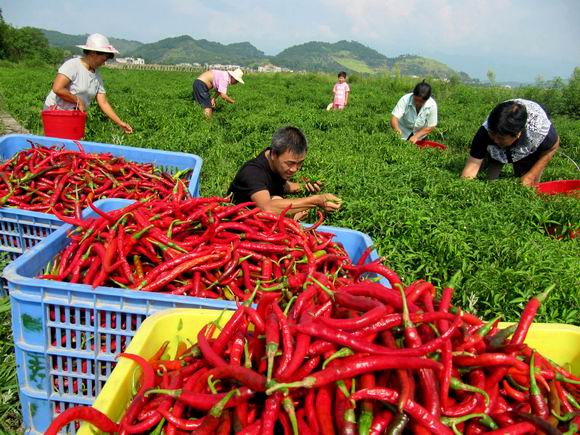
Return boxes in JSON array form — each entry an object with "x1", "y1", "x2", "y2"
[{"x1": 0, "y1": 253, "x2": 20, "y2": 433}]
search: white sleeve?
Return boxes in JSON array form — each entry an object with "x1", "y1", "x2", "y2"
[
  {"x1": 391, "y1": 95, "x2": 408, "y2": 118},
  {"x1": 57, "y1": 59, "x2": 78, "y2": 82},
  {"x1": 427, "y1": 102, "x2": 438, "y2": 127}
]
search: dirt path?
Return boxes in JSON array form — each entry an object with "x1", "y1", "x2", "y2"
[{"x1": 0, "y1": 109, "x2": 29, "y2": 134}]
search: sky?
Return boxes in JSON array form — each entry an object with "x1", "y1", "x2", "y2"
[{"x1": 1, "y1": 0, "x2": 579, "y2": 83}]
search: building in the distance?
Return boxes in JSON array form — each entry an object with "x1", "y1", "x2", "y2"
[{"x1": 115, "y1": 57, "x2": 145, "y2": 65}]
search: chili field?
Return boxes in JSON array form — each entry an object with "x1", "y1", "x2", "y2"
[{"x1": 0, "y1": 64, "x2": 578, "y2": 324}]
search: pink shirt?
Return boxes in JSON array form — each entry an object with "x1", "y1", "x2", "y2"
[
  {"x1": 333, "y1": 82, "x2": 350, "y2": 105},
  {"x1": 212, "y1": 70, "x2": 231, "y2": 94}
]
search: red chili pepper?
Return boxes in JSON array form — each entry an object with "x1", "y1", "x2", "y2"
[
  {"x1": 44, "y1": 406, "x2": 119, "y2": 435},
  {"x1": 269, "y1": 354, "x2": 441, "y2": 393},
  {"x1": 261, "y1": 391, "x2": 282, "y2": 435},
  {"x1": 529, "y1": 350, "x2": 550, "y2": 418},
  {"x1": 482, "y1": 422, "x2": 536, "y2": 434},
  {"x1": 351, "y1": 388, "x2": 453, "y2": 434},
  {"x1": 315, "y1": 384, "x2": 335, "y2": 435},
  {"x1": 197, "y1": 324, "x2": 228, "y2": 367},
  {"x1": 264, "y1": 304, "x2": 280, "y2": 382}
]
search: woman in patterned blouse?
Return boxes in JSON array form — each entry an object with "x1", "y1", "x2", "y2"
[{"x1": 461, "y1": 99, "x2": 560, "y2": 186}]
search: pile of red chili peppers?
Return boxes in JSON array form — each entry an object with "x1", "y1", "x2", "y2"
[
  {"x1": 0, "y1": 141, "x2": 190, "y2": 215},
  {"x1": 45, "y1": 273, "x2": 580, "y2": 433},
  {"x1": 40, "y1": 196, "x2": 373, "y2": 302}
]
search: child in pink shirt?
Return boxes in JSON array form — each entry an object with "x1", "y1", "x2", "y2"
[{"x1": 330, "y1": 71, "x2": 350, "y2": 110}]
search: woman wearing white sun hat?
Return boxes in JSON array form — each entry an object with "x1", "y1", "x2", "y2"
[
  {"x1": 44, "y1": 33, "x2": 133, "y2": 133},
  {"x1": 193, "y1": 68, "x2": 244, "y2": 118}
]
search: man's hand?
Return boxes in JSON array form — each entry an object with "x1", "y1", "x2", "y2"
[
  {"x1": 300, "y1": 176, "x2": 322, "y2": 193},
  {"x1": 317, "y1": 193, "x2": 342, "y2": 212},
  {"x1": 408, "y1": 135, "x2": 418, "y2": 144},
  {"x1": 210, "y1": 97, "x2": 216, "y2": 108},
  {"x1": 293, "y1": 209, "x2": 310, "y2": 221}
]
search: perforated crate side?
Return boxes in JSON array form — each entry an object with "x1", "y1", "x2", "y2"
[{"x1": 0, "y1": 207, "x2": 63, "y2": 295}]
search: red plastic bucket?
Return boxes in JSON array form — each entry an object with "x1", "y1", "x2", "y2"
[
  {"x1": 41, "y1": 110, "x2": 87, "y2": 140},
  {"x1": 535, "y1": 180, "x2": 580, "y2": 197},
  {"x1": 416, "y1": 140, "x2": 447, "y2": 150}
]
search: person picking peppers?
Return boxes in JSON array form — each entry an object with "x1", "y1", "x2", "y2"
[{"x1": 228, "y1": 126, "x2": 342, "y2": 219}]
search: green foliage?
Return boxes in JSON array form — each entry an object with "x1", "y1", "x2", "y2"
[
  {"x1": 0, "y1": 12, "x2": 65, "y2": 65},
  {"x1": 0, "y1": 66, "x2": 578, "y2": 326},
  {"x1": 518, "y1": 67, "x2": 580, "y2": 119},
  {"x1": 40, "y1": 28, "x2": 143, "y2": 55}
]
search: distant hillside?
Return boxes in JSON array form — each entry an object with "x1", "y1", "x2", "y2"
[
  {"x1": 40, "y1": 29, "x2": 143, "y2": 55},
  {"x1": 273, "y1": 40, "x2": 389, "y2": 74},
  {"x1": 38, "y1": 29, "x2": 469, "y2": 80},
  {"x1": 126, "y1": 35, "x2": 265, "y2": 65},
  {"x1": 390, "y1": 55, "x2": 467, "y2": 80}
]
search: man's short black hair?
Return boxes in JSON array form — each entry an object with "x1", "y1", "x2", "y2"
[
  {"x1": 338, "y1": 71, "x2": 347, "y2": 78},
  {"x1": 271, "y1": 126, "x2": 308, "y2": 156},
  {"x1": 487, "y1": 101, "x2": 528, "y2": 136},
  {"x1": 413, "y1": 80, "x2": 432, "y2": 100}
]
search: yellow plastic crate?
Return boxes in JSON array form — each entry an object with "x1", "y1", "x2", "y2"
[{"x1": 77, "y1": 312, "x2": 580, "y2": 434}]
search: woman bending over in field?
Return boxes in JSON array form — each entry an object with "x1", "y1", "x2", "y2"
[
  {"x1": 461, "y1": 99, "x2": 560, "y2": 186},
  {"x1": 44, "y1": 33, "x2": 133, "y2": 134}
]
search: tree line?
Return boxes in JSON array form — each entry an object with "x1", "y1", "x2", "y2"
[{"x1": 0, "y1": 10, "x2": 66, "y2": 64}]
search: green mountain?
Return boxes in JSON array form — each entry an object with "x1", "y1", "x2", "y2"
[
  {"x1": 126, "y1": 35, "x2": 265, "y2": 65},
  {"x1": 390, "y1": 54, "x2": 468, "y2": 80},
  {"x1": 273, "y1": 41, "x2": 465, "y2": 79},
  {"x1": 272, "y1": 40, "x2": 389, "y2": 74},
  {"x1": 38, "y1": 29, "x2": 469, "y2": 79},
  {"x1": 39, "y1": 29, "x2": 143, "y2": 55}
]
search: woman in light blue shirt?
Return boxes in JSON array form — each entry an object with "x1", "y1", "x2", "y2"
[{"x1": 390, "y1": 81, "x2": 438, "y2": 143}]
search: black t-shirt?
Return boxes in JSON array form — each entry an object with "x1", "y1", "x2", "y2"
[
  {"x1": 228, "y1": 149, "x2": 286, "y2": 204},
  {"x1": 469, "y1": 124, "x2": 558, "y2": 163}
]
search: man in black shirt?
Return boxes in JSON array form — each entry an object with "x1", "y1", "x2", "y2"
[
  {"x1": 228, "y1": 126, "x2": 342, "y2": 217},
  {"x1": 461, "y1": 99, "x2": 560, "y2": 185}
]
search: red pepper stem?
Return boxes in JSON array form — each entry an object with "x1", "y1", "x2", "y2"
[
  {"x1": 322, "y1": 347, "x2": 355, "y2": 369},
  {"x1": 210, "y1": 389, "x2": 239, "y2": 418},
  {"x1": 449, "y1": 377, "x2": 490, "y2": 406},
  {"x1": 282, "y1": 394, "x2": 299, "y2": 435},
  {"x1": 307, "y1": 274, "x2": 334, "y2": 298},
  {"x1": 267, "y1": 379, "x2": 315, "y2": 394},
  {"x1": 396, "y1": 283, "x2": 412, "y2": 328},
  {"x1": 144, "y1": 388, "x2": 182, "y2": 398}
]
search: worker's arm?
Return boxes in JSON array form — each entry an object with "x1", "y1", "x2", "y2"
[
  {"x1": 217, "y1": 91, "x2": 235, "y2": 104},
  {"x1": 408, "y1": 126, "x2": 434, "y2": 143},
  {"x1": 520, "y1": 137, "x2": 560, "y2": 186},
  {"x1": 390, "y1": 116, "x2": 402, "y2": 136},
  {"x1": 250, "y1": 190, "x2": 341, "y2": 216},
  {"x1": 461, "y1": 156, "x2": 484, "y2": 179}
]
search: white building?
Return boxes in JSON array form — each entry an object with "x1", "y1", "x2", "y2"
[
  {"x1": 258, "y1": 64, "x2": 283, "y2": 73},
  {"x1": 116, "y1": 57, "x2": 145, "y2": 65}
]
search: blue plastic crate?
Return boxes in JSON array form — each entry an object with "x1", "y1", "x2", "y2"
[
  {"x1": 3, "y1": 198, "x2": 380, "y2": 434},
  {"x1": 0, "y1": 208, "x2": 63, "y2": 296},
  {"x1": 0, "y1": 133, "x2": 203, "y2": 197}
]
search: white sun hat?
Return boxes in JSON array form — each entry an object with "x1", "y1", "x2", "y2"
[
  {"x1": 76, "y1": 33, "x2": 119, "y2": 54},
  {"x1": 228, "y1": 68, "x2": 245, "y2": 84}
]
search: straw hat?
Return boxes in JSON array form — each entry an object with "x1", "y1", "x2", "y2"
[
  {"x1": 228, "y1": 68, "x2": 245, "y2": 84},
  {"x1": 76, "y1": 33, "x2": 119, "y2": 54}
]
